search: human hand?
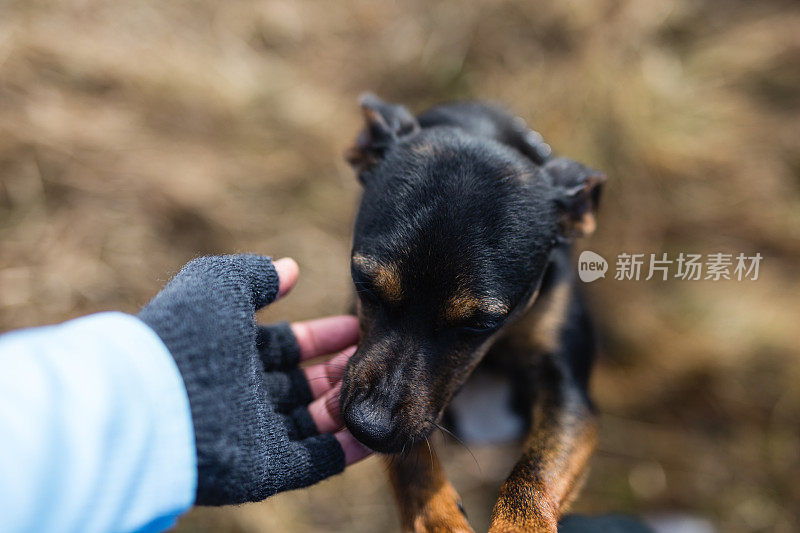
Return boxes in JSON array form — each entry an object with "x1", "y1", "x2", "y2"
[
  {"x1": 138, "y1": 254, "x2": 371, "y2": 505},
  {"x1": 275, "y1": 259, "x2": 371, "y2": 466}
]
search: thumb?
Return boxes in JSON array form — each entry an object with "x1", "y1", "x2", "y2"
[
  {"x1": 235, "y1": 255, "x2": 298, "y2": 309},
  {"x1": 272, "y1": 258, "x2": 300, "y2": 299}
]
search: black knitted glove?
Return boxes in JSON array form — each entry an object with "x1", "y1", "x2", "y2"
[{"x1": 138, "y1": 254, "x2": 345, "y2": 505}]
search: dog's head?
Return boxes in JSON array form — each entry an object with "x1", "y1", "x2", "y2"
[{"x1": 339, "y1": 95, "x2": 604, "y2": 453}]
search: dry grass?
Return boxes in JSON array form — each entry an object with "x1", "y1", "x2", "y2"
[{"x1": 1, "y1": 0, "x2": 799, "y2": 531}]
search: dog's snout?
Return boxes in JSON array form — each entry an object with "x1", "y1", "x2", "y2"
[{"x1": 343, "y1": 399, "x2": 395, "y2": 452}]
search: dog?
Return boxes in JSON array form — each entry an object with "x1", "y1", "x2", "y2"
[{"x1": 339, "y1": 94, "x2": 605, "y2": 533}]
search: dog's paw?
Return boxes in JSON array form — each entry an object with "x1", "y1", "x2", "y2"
[
  {"x1": 411, "y1": 504, "x2": 473, "y2": 533},
  {"x1": 406, "y1": 486, "x2": 474, "y2": 533},
  {"x1": 488, "y1": 517, "x2": 557, "y2": 533},
  {"x1": 489, "y1": 495, "x2": 558, "y2": 533},
  {"x1": 488, "y1": 507, "x2": 558, "y2": 533}
]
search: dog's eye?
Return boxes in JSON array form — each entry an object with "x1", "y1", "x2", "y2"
[
  {"x1": 459, "y1": 322, "x2": 501, "y2": 335},
  {"x1": 353, "y1": 278, "x2": 380, "y2": 304},
  {"x1": 356, "y1": 285, "x2": 379, "y2": 303},
  {"x1": 351, "y1": 266, "x2": 380, "y2": 304}
]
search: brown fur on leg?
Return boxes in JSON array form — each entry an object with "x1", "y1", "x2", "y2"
[
  {"x1": 387, "y1": 442, "x2": 474, "y2": 533},
  {"x1": 489, "y1": 355, "x2": 597, "y2": 533}
]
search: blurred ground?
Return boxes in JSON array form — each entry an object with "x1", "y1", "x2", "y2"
[{"x1": 1, "y1": 0, "x2": 799, "y2": 532}]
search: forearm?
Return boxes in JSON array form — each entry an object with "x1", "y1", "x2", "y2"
[{"x1": 0, "y1": 312, "x2": 197, "y2": 533}]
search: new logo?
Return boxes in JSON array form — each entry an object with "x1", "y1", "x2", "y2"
[{"x1": 578, "y1": 250, "x2": 608, "y2": 283}]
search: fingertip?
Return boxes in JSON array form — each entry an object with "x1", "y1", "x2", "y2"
[
  {"x1": 273, "y1": 257, "x2": 299, "y2": 298},
  {"x1": 338, "y1": 344, "x2": 358, "y2": 361},
  {"x1": 291, "y1": 315, "x2": 360, "y2": 361},
  {"x1": 339, "y1": 315, "x2": 360, "y2": 337},
  {"x1": 308, "y1": 382, "x2": 344, "y2": 434},
  {"x1": 335, "y1": 429, "x2": 373, "y2": 466}
]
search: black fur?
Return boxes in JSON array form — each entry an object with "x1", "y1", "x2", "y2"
[{"x1": 340, "y1": 95, "x2": 603, "y2": 454}]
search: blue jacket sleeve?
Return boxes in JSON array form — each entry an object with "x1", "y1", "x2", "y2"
[{"x1": 0, "y1": 312, "x2": 197, "y2": 533}]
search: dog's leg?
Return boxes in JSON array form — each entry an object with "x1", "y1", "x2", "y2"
[
  {"x1": 489, "y1": 354, "x2": 597, "y2": 533},
  {"x1": 387, "y1": 442, "x2": 474, "y2": 533}
]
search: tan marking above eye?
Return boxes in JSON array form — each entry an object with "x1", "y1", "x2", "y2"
[
  {"x1": 410, "y1": 143, "x2": 436, "y2": 157},
  {"x1": 445, "y1": 288, "x2": 509, "y2": 322},
  {"x1": 352, "y1": 253, "x2": 404, "y2": 303}
]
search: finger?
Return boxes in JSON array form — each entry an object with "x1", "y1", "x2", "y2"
[
  {"x1": 303, "y1": 346, "x2": 356, "y2": 399},
  {"x1": 262, "y1": 368, "x2": 313, "y2": 413},
  {"x1": 205, "y1": 254, "x2": 280, "y2": 309},
  {"x1": 281, "y1": 434, "x2": 346, "y2": 490},
  {"x1": 307, "y1": 382, "x2": 344, "y2": 434},
  {"x1": 273, "y1": 257, "x2": 299, "y2": 299},
  {"x1": 257, "y1": 323, "x2": 301, "y2": 371},
  {"x1": 291, "y1": 315, "x2": 359, "y2": 361},
  {"x1": 276, "y1": 407, "x2": 319, "y2": 441},
  {"x1": 335, "y1": 429, "x2": 373, "y2": 466}
]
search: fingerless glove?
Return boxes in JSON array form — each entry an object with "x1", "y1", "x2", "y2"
[{"x1": 138, "y1": 255, "x2": 344, "y2": 505}]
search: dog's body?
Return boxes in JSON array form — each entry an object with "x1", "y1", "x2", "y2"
[{"x1": 341, "y1": 96, "x2": 604, "y2": 532}]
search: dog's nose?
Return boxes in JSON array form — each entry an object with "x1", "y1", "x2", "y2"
[{"x1": 343, "y1": 399, "x2": 395, "y2": 452}]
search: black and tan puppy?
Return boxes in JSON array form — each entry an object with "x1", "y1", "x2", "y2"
[{"x1": 340, "y1": 94, "x2": 605, "y2": 533}]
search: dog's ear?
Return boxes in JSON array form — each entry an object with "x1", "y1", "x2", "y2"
[
  {"x1": 345, "y1": 93, "x2": 419, "y2": 176},
  {"x1": 546, "y1": 157, "x2": 607, "y2": 238}
]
